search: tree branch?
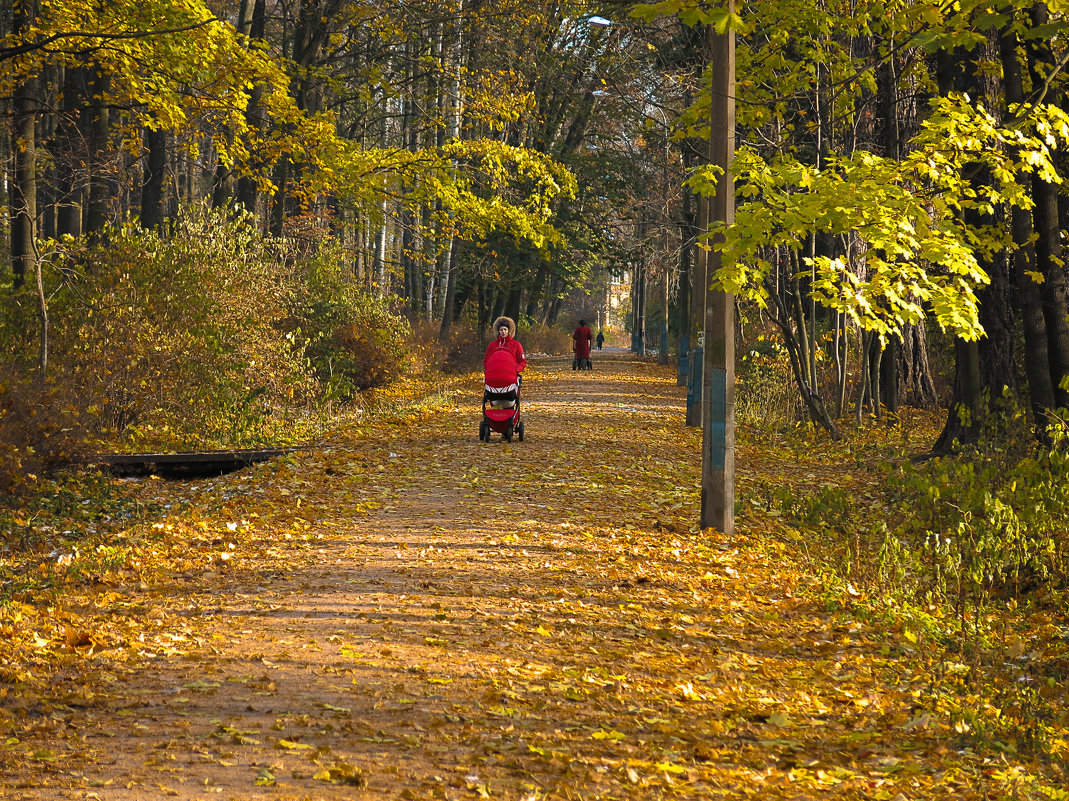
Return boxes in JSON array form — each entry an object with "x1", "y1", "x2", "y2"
[{"x1": 0, "y1": 18, "x2": 221, "y2": 63}]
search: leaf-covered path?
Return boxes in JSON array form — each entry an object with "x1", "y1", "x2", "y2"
[{"x1": 3, "y1": 354, "x2": 1031, "y2": 799}]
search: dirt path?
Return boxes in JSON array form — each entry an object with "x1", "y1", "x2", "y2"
[{"x1": 3, "y1": 355, "x2": 993, "y2": 799}]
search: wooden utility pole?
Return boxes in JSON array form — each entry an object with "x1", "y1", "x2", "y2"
[{"x1": 701, "y1": 12, "x2": 735, "y2": 534}]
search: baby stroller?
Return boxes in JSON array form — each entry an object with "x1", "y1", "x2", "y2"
[{"x1": 480, "y1": 348, "x2": 525, "y2": 442}]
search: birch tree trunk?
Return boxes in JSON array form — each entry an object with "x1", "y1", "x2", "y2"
[
  {"x1": 10, "y1": 51, "x2": 37, "y2": 287},
  {"x1": 438, "y1": 1, "x2": 465, "y2": 338}
]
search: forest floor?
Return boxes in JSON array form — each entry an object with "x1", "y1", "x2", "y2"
[{"x1": 1, "y1": 352, "x2": 1065, "y2": 800}]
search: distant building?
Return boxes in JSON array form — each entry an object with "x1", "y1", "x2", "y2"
[{"x1": 609, "y1": 269, "x2": 630, "y2": 312}]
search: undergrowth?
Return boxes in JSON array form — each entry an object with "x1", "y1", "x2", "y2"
[
  {"x1": 776, "y1": 404, "x2": 1069, "y2": 765},
  {"x1": 736, "y1": 335, "x2": 796, "y2": 426},
  {"x1": 0, "y1": 471, "x2": 170, "y2": 606},
  {"x1": 520, "y1": 323, "x2": 572, "y2": 356},
  {"x1": 0, "y1": 205, "x2": 417, "y2": 494}
]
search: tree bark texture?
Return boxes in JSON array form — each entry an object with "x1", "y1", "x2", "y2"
[{"x1": 1000, "y1": 24, "x2": 1056, "y2": 426}]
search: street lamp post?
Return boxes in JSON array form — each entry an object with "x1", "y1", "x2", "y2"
[
  {"x1": 701, "y1": 10, "x2": 735, "y2": 534},
  {"x1": 655, "y1": 106, "x2": 670, "y2": 366}
]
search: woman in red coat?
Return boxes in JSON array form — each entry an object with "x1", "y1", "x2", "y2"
[
  {"x1": 484, "y1": 316, "x2": 526, "y2": 374},
  {"x1": 572, "y1": 319, "x2": 592, "y2": 369}
]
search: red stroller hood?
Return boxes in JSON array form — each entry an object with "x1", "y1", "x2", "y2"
[{"x1": 484, "y1": 347, "x2": 520, "y2": 387}]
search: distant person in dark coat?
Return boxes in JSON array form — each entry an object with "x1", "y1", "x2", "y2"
[{"x1": 596, "y1": 330, "x2": 605, "y2": 350}]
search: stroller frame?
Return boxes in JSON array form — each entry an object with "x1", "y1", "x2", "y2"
[{"x1": 480, "y1": 379, "x2": 524, "y2": 442}]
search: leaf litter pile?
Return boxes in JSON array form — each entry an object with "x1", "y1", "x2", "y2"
[{"x1": 1, "y1": 352, "x2": 1065, "y2": 799}]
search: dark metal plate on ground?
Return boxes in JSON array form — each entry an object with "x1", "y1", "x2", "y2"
[{"x1": 90, "y1": 447, "x2": 305, "y2": 479}]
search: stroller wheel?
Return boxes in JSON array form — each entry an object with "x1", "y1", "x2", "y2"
[
  {"x1": 479, "y1": 419, "x2": 490, "y2": 442},
  {"x1": 504, "y1": 422, "x2": 514, "y2": 443},
  {"x1": 517, "y1": 421, "x2": 524, "y2": 442}
]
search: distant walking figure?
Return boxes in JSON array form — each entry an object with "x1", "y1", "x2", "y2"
[
  {"x1": 596, "y1": 330, "x2": 605, "y2": 350},
  {"x1": 572, "y1": 319, "x2": 593, "y2": 370}
]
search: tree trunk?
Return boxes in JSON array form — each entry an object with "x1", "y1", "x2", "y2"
[
  {"x1": 35, "y1": 64, "x2": 58, "y2": 242},
  {"x1": 834, "y1": 313, "x2": 847, "y2": 416},
  {"x1": 548, "y1": 296, "x2": 562, "y2": 325},
  {"x1": 55, "y1": 67, "x2": 85, "y2": 238},
  {"x1": 236, "y1": 0, "x2": 266, "y2": 215},
  {"x1": 896, "y1": 322, "x2": 939, "y2": 409},
  {"x1": 437, "y1": 0, "x2": 465, "y2": 340},
  {"x1": 933, "y1": 38, "x2": 1017, "y2": 452},
  {"x1": 10, "y1": 0, "x2": 46, "y2": 377},
  {"x1": 504, "y1": 285, "x2": 523, "y2": 323},
  {"x1": 82, "y1": 70, "x2": 112, "y2": 236},
  {"x1": 524, "y1": 266, "x2": 546, "y2": 322},
  {"x1": 439, "y1": 238, "x2": 459, "y2": 338},
  {"x1": 269, "y1": 158, "x2": 289, "y2": 236},
  {"x1": 11, "y1": 62, "x2": 37, "y2": 289},
  {"x1": 210, "y1": 154, "x2": 233, "y2": 210},
  {"x1": 490, "y1": 286, "x2": 506, "y2": 322},
  {"x1": 934, "y1": 257, "x2": 1017, "y2": 451},
  {"x1": 767, "y1": 246, "x2": 841, "y2": 438},
  {"x1": 1038, "y1": 182, "x2": 1069, "y2": 409},
  {"x1": 399, "y1": 39, "x2": 418, "y2": 315},
  {"x1": 141, "y1": 128, "x2": 167, "y2": 229},
  {"x1": 870, "y1": 340, "x2": 884, "y2": 420},
  {"x1": 1029, "y1": 5, "x2": 1069, "y2": 410},
  {"x1": 1000, "y1": 24, "x2": 1055, "y2": 427},
  {"x1": 856, "y1": 331, "x2": 872, "y2": 426},
  {"x1": 877, "y1": 26, "x2": 902, "y2": 417},
  {"x1": 677, "y1": 157, "x2": 694, "y2": 387},
  {"x1": 401, "y1": 210, "x2": 418, "y2": 314},
  {"x1": 421, "y1": 204, "x2": 433, "y2": 321},
  {"x1": 374, "y1": 201, "x2": 389, "y2": 298}
]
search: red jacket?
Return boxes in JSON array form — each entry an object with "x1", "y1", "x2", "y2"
[
  {"x1": 484, "y1": 335, "x2": 526, "y2": 373},
  {"x1": 573, "y1": 325, "x2": 592, "y2": 359}
]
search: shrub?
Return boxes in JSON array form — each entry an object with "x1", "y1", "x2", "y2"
[
  {"x1": 0, "y1": 378, "x2": 89, "y2": 495},
  {"x1": 291, "y1": 252, "x2": 412, "y2": 397},
  {"x1": 0, "y1": 205, "x2": 428, "y2": 478},
  {"x1": 736, "y1": 336, "x2": 796, "y2": 426},
  {"x1": 1, "y1": 205, "x2": 399, "y2": 459},
  {"x1": 785, "y1": 398, "x2": 1069, "y2": 635},
  {"x1": 521, "y1": 323, "x2": 571, "y2": 356},
  {"x1": 406, "y1": 321, "x2": 484, "y2": 373},
  {"x1": 35, "y1": 208, "x2": 316, "y2": 449}
]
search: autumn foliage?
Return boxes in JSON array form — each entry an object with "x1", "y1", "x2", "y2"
[
  {"x1": 2, "y1": 356, "x2": 1068, "y2": 799},
  {"x1": 0, "y1": 207, "x2": 415, "y2": 474},
  {"x1": 0, "y1": 379, "x2": 88, "y2": 496}
]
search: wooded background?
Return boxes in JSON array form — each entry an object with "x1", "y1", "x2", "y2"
[{"x1": 3, "y1": 0, "x2": 1069, "y2": 468}]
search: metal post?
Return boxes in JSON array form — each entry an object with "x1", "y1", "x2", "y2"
[
  {"x1": 678, "y1": 333, "x2": 689, "y2": 386},
  {"x1": 659, "y1": 269, "x2": 669, "y2": 363},
  {"x1": 687, "y1": 343, "x2": 703, "y2": 419},
  {"x1": 632, "y1": 264, "x2": 641, "y2": 355},
  {"x1": 658, "y1": 107, "x2": 670, "y2": 366},
  {"x1": 685, "y1": 146, "x2": 709, "y2": 425},
  {"x1": 701, "y1": 12, "x2": 735, "y2": 534}
]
